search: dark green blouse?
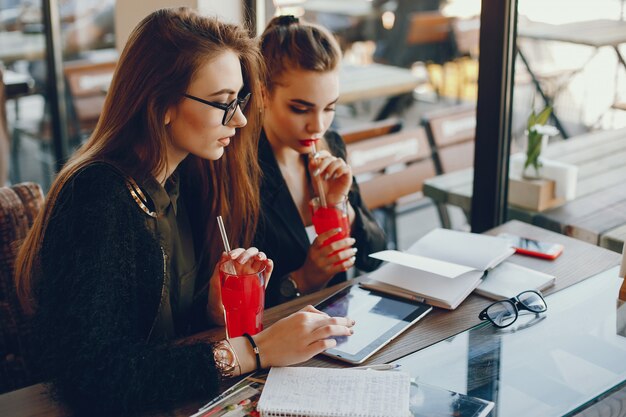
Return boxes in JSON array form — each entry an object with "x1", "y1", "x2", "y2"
[{"x1": 142, "y1": 173, "x2": 198, "y2": 341}]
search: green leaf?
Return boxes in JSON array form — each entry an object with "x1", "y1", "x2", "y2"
[{"x1": 535, "y1": 106, "x2": 552, "y2": 125}]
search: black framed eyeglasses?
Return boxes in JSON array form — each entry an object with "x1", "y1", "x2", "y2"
[
  {"x1": 479, "y1": 290, "x2": 547, "y2": 328},
  {"x1": 183, "y1": 92, "x2": 251, "y2": 126}
]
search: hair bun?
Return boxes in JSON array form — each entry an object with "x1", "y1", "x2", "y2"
[{"x1": 276, "y1": 15, "x2": 299, "y2": 26}]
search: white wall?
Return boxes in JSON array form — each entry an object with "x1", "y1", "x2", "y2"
[
  {"x1": 115, "y1": 1, "x2": 243, "y2": 51},
  {"x1": 198, "y1": 0, "x2": 242, "y2": 23}
]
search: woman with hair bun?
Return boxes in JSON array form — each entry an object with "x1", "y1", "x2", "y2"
[{"x1": 254, "y1": 16, "x2": 387, "y2": 307}]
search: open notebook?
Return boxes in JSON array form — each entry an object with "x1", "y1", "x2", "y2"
[
  {"x1": 257, "y1": 367, "x2": 410, "y2": 417},
  {"x1": 361, "y1": 229, "x2": 515, "y2": 309}
]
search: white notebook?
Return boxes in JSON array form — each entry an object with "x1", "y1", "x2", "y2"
[
  {"x1": 362, "y1": 229, "x2": 515, "y2": 309},
  {"x1": 475, "y1": 261, "x2": 555, "y2": 300},
  {"x1": 257, "y1": 367, "x2": 410, "y2": 417}
]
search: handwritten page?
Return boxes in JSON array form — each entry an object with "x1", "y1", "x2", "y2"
[{"x1": 257, "y1": 367, "x2": 410, "y2": 417}]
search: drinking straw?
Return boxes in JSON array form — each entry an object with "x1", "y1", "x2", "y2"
[
  {"x1": 311, "y1": 142, "x2": 327, "y2": 207},
  {"x1": 217, "y1": 215, "x2": 237, "y2": 274}
]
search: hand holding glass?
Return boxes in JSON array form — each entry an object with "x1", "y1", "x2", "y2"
[
  {"x1": 220, "y1": 261, "x2": 265, "y2": 339},
  {"x1": 479, "y1": 290, "x2": 547, "y2": 328},
  {"x1": 310, "y1": 196, "x2": 350, "y2": 249}
]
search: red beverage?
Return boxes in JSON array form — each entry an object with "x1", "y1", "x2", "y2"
[
  {"x1": 310, "y1": 197, "x2": 350, "y2": 247},
  {"x1": 219, "y1": 263, "x2": 265, "y2": 339}
]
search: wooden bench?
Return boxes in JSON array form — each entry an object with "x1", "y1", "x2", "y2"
[
  {"x1": 347, "y1": 128, "x2": 436, "y2": 247},
  {"x1": 337, "y1": 118, "x2": 403, "y2": 144}
]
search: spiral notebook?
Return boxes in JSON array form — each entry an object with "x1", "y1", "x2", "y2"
[{"x1": 257, "y1": 367, "x2": 411, "y2": 417}]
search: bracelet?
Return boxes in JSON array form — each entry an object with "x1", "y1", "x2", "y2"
[{"x1": 242, "y1": 333, "x2": 262, "y2": 371}]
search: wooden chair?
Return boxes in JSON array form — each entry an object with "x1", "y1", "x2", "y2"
[
  {"x1": 0, "y1": 182, "x2": 44, "y2": 394},
  {"x1": 421, "y1": 105, "x2": 477, "y2": 227},
  {"x1": 336, "y1": 118, "x2": 403, "y2": 144},
  {"x1": 63, "y1": 60, "x2": 116, "y2": 137},
  {"x1": 347, "y1": 128, "x2": 436, "y2": 248},
  {"x1": 406, "y1": 12, "x2": 453, "y2": 47},
  {"x1": 404, "y1": 12, "x2": 455, "y2": 98},
  {"x1": 422, "y1": 105, "x2": 476, "y2": 174},
  {"x1": 10, "y1": 60, "x2": 115, "y2": 188}
]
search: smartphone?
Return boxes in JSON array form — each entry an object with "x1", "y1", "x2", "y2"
[{"x1": 498, "y1": 233, "x2": 564, "y2": 260}]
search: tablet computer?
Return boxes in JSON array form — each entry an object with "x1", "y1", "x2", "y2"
[{"x1": 315, "y1": 285, "x2": 432, "y2": 364}]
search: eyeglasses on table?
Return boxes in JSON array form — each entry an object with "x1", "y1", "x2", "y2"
[{"x1": 479, "y1": 290, "x2": 547, "y2": 328}]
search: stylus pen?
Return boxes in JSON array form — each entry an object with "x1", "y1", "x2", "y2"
[{"x1": 351, "y1": 363, "x2": 400, "y2": 371}]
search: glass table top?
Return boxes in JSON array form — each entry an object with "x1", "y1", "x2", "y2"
[{"x1": 394, "y1": 266, "x2": 626, "y2": 417}]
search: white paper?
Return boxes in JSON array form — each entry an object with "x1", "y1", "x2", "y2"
[
  {"x1": 258, "y1": 367, "x2": 410, "y2": 417},
  {"x1": 367, "y1": 262, "x2": 484, "y2": 309},
  {"x1": 407, "y1": 228, "x2": 515, "y2": 271},
  {"x1": 365, "y1": 229, "x2": 514, "y2": 309},
  {"x1": 369, "y1": 250, "x2": 475, "y2": 279},
  {"x1": 476, "y1": 261, "x2": 555, "y2": 300}
]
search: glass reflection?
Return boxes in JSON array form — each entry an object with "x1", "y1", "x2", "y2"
[{"x1": 395, "y1": 267, "x2": 626, "y2": 417}]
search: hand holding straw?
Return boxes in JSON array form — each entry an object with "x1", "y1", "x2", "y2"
[
  {"x1": 217, "y1": 215, "x2": 237, "y2": 275},
  {"x1": 311, "y1": 142, "x2": 327, "y2": 207}
]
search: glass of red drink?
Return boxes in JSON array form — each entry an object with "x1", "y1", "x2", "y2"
[
  {"x1": 219, "y1": 262, "x2": 265, "y2": 339},
  {"x1": 309, "y1": 197, "x2": 351, "y2": 247}
]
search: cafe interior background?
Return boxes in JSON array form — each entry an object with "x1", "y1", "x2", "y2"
[{"x1": 1, "y1": 0, "x2": 626, "y2": 411}]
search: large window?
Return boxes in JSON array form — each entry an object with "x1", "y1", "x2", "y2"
[
  {"x1": 505, "y1": 0, "x2": 626, "y2": 251},
  {"x1": 1, "y1": 0, "x2": 116, "y2": 190}
]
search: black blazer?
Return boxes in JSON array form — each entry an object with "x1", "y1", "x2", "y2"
[{"x1": 254, "y1": 130, "x2": 387, "y2": 307}]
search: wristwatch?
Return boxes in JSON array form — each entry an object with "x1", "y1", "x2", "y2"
[
  {"x1": 213, "y1": 339, "x2": 240, "y2": 378},
  {"x1": 279, "y1": 275, "x2": 301, "y2": 300}
]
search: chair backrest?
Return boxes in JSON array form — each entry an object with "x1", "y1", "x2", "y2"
[
  {"x1": 63, "y1": 60, "x2": 116, "y2": 134},
  {"x1": 0, "y1": 182, "x2": 44, "y2": 394},
  {"x1": 422, "y1": 105, "x2": 476, "y2": 174},
  {"x1": 336, "y1": 118, "x2": 403, "y2": 144},
  {"x1": 405, "y1": 12, "x2": 452, "y2": 46},
  {"x1": 347, "y1": 128, "x2": 435, "y2": 209}
]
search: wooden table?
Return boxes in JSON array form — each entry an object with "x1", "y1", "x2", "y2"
[
  {"x1": 339, "y1": 63, "x2": 420, "y2": 104},
  {"x1": 339, "y1": 63, "x2": 421, "y2": 119},
  {"x1": 0, "y1": 220, "x2": 620, "y2": 416},
  {"x1": 303, "y1": 0, "x2": 374, "y2": 18},
  {"x1": 517, "y1": 19, "x2": 626, "y2": 137},
  {"x1": 423, "y1": 127, "x2": 626, "y2": 251},
  {"x1": 0, "y1": 31, "x2": 45, "y2": 65}
]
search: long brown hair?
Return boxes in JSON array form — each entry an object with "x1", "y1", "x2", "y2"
[
  {"x1": 260, "y1": 15, "x2": 341, "y2": 94},
  {"x1": 15, "y1": 7, "x2": 264, "y2": 312}
]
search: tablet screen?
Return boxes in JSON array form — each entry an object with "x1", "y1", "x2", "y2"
[{"x1": 315, "y1": 285, "x2": 432, "y2": 364}]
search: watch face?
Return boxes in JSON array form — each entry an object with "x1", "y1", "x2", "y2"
[{"x1": 279, "y1": 277, "x2": 298, "y2": 298}]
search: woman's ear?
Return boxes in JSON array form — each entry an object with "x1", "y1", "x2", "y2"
[
  {"x1": 164, "y1": 109, "x2": 172, "y2": 125},
  {"x1": 261, "y1": 86, "x2": 270, "y2": 108}
]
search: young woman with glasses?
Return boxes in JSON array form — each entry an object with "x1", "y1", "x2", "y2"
[
  {"x1": 14, "y1": 8, "x2": 353, "y2": 415},
  {"x1": 253, "y1": 16, "x2": 387, "y2": 307}
]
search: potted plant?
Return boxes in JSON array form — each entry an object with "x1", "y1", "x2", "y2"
[
  {"x1": 508, "y1": 105, "x2": 578, "y2": 211},
  {"x1": 523, "y1": 106, "x2": 559, "y2": 179}
]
